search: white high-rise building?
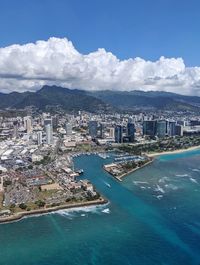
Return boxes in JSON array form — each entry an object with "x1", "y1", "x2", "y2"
[
  {"x1": 45, "y1": 124, "x2": 53, "y2": 145},
  {"x1": 44, "y1": 118, "x2": 52, "y2": 127},
  {"x1": 109, "y1": 128, "x2": 115, "y2": 138},
  {"x1": 65, "y1": 123, "x2": 72, "y2": 136},
  {"x1": 24, "y1": 116, "x2": 32, "y2": 133},
  {"x1": 37, "y1": 131, "x2": 43, "y2": 145},
  {"x1": 13, "y1": 121, "x2": 19, "y2": 139}
]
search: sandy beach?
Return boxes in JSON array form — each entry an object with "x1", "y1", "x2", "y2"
[{"x1": 147, "y1": 145, "x2": 200, "y2": 157}]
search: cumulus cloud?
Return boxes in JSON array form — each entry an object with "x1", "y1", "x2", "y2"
[{"x1": 0, "y1": 37, "x2": 200, "y2": 95}]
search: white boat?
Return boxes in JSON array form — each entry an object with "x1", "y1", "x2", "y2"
[{"x1": 98, "y1": 153, "x2": 110, "y2": 159}]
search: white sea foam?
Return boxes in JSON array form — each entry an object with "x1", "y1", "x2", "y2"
[
  {"x1": 165, "y1": 184, "x2": 178, "y2": 190},
  {"x1": 133, "y1": 181, "x2": 148, "y2": 185},
  {"x1": 155, "y1": 184, "x2": 165, "y2": 193},
  {"x1": 102, "y1": 208, "x2": 110, "y2": 214},
  {"x1": 192, "y1": 168, "x2": 200, "y2": 172},
  {"x1": 190, "y1": 177, "x2": 198, "y2": 184},
  {"x1": 175, "y1": 174, "x2": 189, "y2": 178},
  {"x1": 156, "y1": 195, "x2": 163, "y2": 200},
  {"x1": 56, "y1": 204, "x2": 109, "y2": 218},
  {"x1": 158, "y1": 177, "x2": 170, "y2": 183}
]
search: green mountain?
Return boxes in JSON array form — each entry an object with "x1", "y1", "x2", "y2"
[
  {"x1": 89, "y1": 90, "x2": 200, "y2": 111},
  {"x1": 0, "y1": 86, "x2": 112, "y2": 113},
  {"x1": 0, "y1": 86, "x2": 200, "y2": 112}
]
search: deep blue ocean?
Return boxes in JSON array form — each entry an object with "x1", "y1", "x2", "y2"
[{"x1": 1, "y1": 150, "x2": 200, "y2": 265}]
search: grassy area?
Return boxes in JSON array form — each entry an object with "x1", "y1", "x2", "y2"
[
  {"x1": 117, "y1": 136, "x2": 200, "y2": 155},
  {"x1": 37, "y1": 189, "x2": 59, "y2": 200},
  {"x1": 76, "y1": 144, "x2": 92, "y2": 152}
]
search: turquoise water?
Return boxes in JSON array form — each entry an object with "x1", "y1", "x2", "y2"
[{"x1": 1, "y1": 150, "x2": 200, "y2": 265}]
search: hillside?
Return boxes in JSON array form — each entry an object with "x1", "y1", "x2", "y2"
[
  {"x1": 0, "y1": 86, "x2": 200, "y2": 113},
  {"x1": 89, "y1": 90, "x2": 200, "y2": 112},
  {"x1": 0, "y1": 86, "x2": 113, "y2": 113}
]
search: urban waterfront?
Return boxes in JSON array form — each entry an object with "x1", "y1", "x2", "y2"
[{"x1": 1, "y1": 150, "x2": 200, "y2": 265}]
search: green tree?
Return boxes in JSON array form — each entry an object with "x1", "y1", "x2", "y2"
[{"x1": 19, "y1": 203, "x2": 27, "y2": 210}]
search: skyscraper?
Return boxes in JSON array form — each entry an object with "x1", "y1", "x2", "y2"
[
  {"x1": 143, "y1": 120, "x2": 157, "y2": 137},
  {"x1": 109, "y1": 128, "x2": 115, "y2": 138},
  {"x1": 24, "y1": 116, "x2": 32, "y2": 134},
  {"x1": 175, "y1": 125, "x2": 183, "y2": 136},
  {"x1": 45, "y1": 124, "x2": 53, "y2": 145},
  {"x1": 89, "y1": 121, "x2": 98, "y2": 139},
  {"x1": 44, "y1": 118, "x2": 52, "y2": 127},
  {"x1": 156, "y1": 120, "x2": 167, "y2": 138},
  {"x1": 168, "y1": 121, "x2": 176, "y2": 137},
  {"x1": 52, "y1": 116, "x2": 59, "y2": 130},
  {"x1": 99, "y1": 123, "x2": 105, "y2": 138},
  {"x1": 127, "y1": 122, "x2": 135, "y2": 142},
  {"x1": 65, "y1": 123, "x2": 72, "y2": 136},
  {"x1": 115, "y1": 125, "x2": 123, "y2": 143},
  {"x1": 13, "y1": 121, "x2": 19, "y2": 139},
  {"x1": 37, "y1": 131, "x2": 43, "y2": 145}
]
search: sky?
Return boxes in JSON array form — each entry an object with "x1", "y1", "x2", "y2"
[{"x1": 0, "y1": 0, "x2": 200, "y2": 95}]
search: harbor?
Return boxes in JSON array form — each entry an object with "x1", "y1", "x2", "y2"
[{"x1": 103, "y1": 155, "x2": 153, "y2": 181}]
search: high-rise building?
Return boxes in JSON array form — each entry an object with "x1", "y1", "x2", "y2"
[
  {"x1": 143, "y1": 120, "x2": 157, "y2": 137},
  {"x1": 45, "y1": 124, "x2": 53, "y2": 145},
  {"x1": 175, "y1": 125, "x2": 183, "y2": 136},
  {"x1": 190, "y1": 120, "x2": 200, "y2": 126},
  {"x1": 168, "y1": 121, "x2": 176, "y2": 136},
  {"x1": 65, "y1": 123, "x2": 72, "y2": 136},
  {"x1": 37, "y1": 131, "x2": 43, "y2": 145},
  {"x1": 127, "y1": 122, "x2": 135, "y2": 142},
  {"x1": 156, "y1": 120, "x2": 167, "y2": 138},
  {"x1": 115, "y1": 125, "x2": 123, "y2": 143},
  {"x1": 109, "y1": 128, "x2": 115, "y2": 138},
  {"x1": 24, "y1": 116, "x2": 32, "y2": 134},
  {"x1": 99, "y1": 123, "x2": 105, "y2": 138},
  {"x1": 52, "y1": 116, "x2": 59, "y2": 130},
  {"x1": 44, "y1": 118, "x2": 52, "y2": 127},
  {"x1": 89, "y1": 121, "x2": 98, "y2": 138},
  {"x1": 13, "y1": 121, "x2": 19, "y2": 139}
]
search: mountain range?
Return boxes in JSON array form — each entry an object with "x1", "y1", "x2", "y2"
[
  {"x1": 0, "y1": 86, "x2": 112, "y2": 113},
  {"x1": 0, "y1": 85, "x2": 200, "y2": 113},
  {"x1": 88, "y1": 90, "x2": 200, "y2": 112}
]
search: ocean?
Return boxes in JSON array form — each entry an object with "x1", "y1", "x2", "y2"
[{"x1": 1, "y1": 150, "x2": 200, "y2": 265}]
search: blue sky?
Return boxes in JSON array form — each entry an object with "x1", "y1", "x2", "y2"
[
  {"x1": 0, "y1": 0, "x2": 199, "y2": 66},
  {"x1": 0, "y1": 0, "x2": 200, "y2": 95}
]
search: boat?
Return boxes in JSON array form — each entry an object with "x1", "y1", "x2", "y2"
[
  {"x1": 105, "y1": 182, "x2": 111, "y2": 188},
  {"x1": 98, "y1": 153, "x2": 110, "y2": 159},
  {"x1": 76, "y1": 169, "x2": 84, "y2": 175}
]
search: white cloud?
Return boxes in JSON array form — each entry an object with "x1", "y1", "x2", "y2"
[{"x1": 0, "y1": 37, "x2": 200, "y2": 95}]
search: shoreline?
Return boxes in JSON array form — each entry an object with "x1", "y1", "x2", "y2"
[
  {"x1": 0, "y1": 197, "x2": 108, "y2": 224},
  {"x1": 118, "y1": 160, "x2": 154, "y2": 181},
  {"x1": 146, "y1": 145, "x2": 200, "y2": 158},
  {"x1": 104, "y1": 159, "x2": 154, "y2": 182}
]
